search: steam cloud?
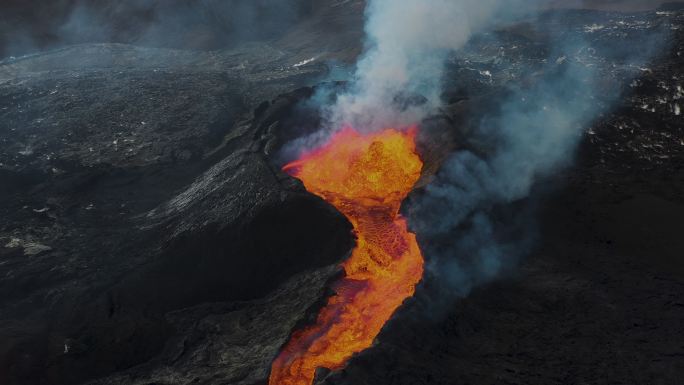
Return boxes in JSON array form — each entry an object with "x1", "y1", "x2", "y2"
[
  {"x1": 331, "y1": 0, "x2": 474, "y2": 129},
  {"x1": 412, "y1": 52, "x2": 603, "y2": 299},
  {"x1": 328, "y1": 0, "x2": 543, "y2": 130},
  {"x1": 417, "y1": 23, "x2": 666, "y2": 305},
  {"x1": 326, "y1": 0, "x2": 668, "y2": 304}
]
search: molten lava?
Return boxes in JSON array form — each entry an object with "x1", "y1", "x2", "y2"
[{"x1": 269, "y1": 126, "x2": 424, "y2": 385}]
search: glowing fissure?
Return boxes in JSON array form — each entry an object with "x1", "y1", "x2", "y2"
[{"x1": 269, "y1": 126, "x2": 424, "y2": 385}]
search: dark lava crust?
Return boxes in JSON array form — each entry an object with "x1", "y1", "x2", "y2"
[{"x1": 0, "y1": 44, "x2": 354, "y2": 385}]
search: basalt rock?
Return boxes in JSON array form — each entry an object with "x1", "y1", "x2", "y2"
[{"x1": 0, "y1": 43, "x2": 352, "y2": 385}]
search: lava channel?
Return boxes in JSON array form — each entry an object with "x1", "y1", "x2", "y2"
[{"x1": 269, "y1": 126, "x2": 424, "y2": 385}]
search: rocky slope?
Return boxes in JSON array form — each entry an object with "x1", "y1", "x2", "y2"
[{"x1": 0, "y1": 42, "x2": 355, "y2": 385}]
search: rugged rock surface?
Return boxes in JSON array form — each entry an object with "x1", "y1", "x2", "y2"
[
  {"x1": 0, "y1": 4, "x2": 683, "y2": 385},
  {"x1": 0, "y1": 43, "x2": 352, "y2": 385}
]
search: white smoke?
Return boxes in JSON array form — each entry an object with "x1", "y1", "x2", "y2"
[
  {"x1": 320, "y1": 0, "x2": 668, "y2": 306},
  {"x1": 329, "y1": 0, "x2": 541, "y2": 130},
  {"x1": 406, "y1": 12, "x2": 668, "y2": 304},
  {"x1": 411, "y1": 57, "x2": 603, "y2": 299}
]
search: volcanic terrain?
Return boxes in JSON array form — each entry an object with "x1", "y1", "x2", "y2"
[{"x1": 1, "y1": 1, "x2": 683, "y2": 385}]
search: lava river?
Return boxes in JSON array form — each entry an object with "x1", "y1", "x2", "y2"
[{"x1": 269, "y1": 126, "x2": 424, "y2": 385}]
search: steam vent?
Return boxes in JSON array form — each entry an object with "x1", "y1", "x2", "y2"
[{"x1": 1, "y1": 1, "x2": 683, "y2": 385}]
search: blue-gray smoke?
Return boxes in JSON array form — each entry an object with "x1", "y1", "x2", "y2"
[
  {"x1": 329, "y1": 0, "x2": 546, "y2": 130},
  {"x1": 406, "y1": 11, "x2": 669, "y2": 302},
  {"x1": 305, "y1": 1, "x2": 671, "y2": 306},
  {"x1": 411, "y1": 46, "x2": 600, "y2": 297}
]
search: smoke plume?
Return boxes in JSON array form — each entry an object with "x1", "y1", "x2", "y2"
[
  {"x1": 328, "y1": 0, "x2": 543, "y2": 130},
  {"x1": 321, "y1": 0, "x2": 668, "y2": 304},
  {"x1": 405, "y1": 12, "x2": 668, "y2": 302},
  {"x1": 412, "y1": 48, "x2": 603, "y2": 299}
]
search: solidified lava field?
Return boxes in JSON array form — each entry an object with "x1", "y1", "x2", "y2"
[{"x1": 1, "y1": 1, "x2": 683, "y2": 385}]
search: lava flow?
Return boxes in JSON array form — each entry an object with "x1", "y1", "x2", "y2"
[{"x1": 269, "y1": 126, "x2": 424, "y2": 385}]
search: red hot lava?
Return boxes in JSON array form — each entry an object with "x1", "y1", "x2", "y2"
[{"x1": 269, "y1": 126, "x2": 424, "y2": 385}]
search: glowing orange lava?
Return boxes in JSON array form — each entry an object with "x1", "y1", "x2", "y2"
[{"x1": 269, "y1": 126, "x2": 424, "y2": 385}]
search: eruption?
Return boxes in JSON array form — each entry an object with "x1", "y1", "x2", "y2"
[{"x1": 269, "y1": 127, "x2": 424, "y2": 385}]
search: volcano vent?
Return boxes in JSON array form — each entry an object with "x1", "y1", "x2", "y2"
[{"x1": 269, "y1": 126, "x2": 424, "y2": 385}]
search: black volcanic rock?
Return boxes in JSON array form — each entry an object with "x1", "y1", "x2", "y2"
[{"x1": 0, "y1": 43, "x2": 353, "y2": 385}]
